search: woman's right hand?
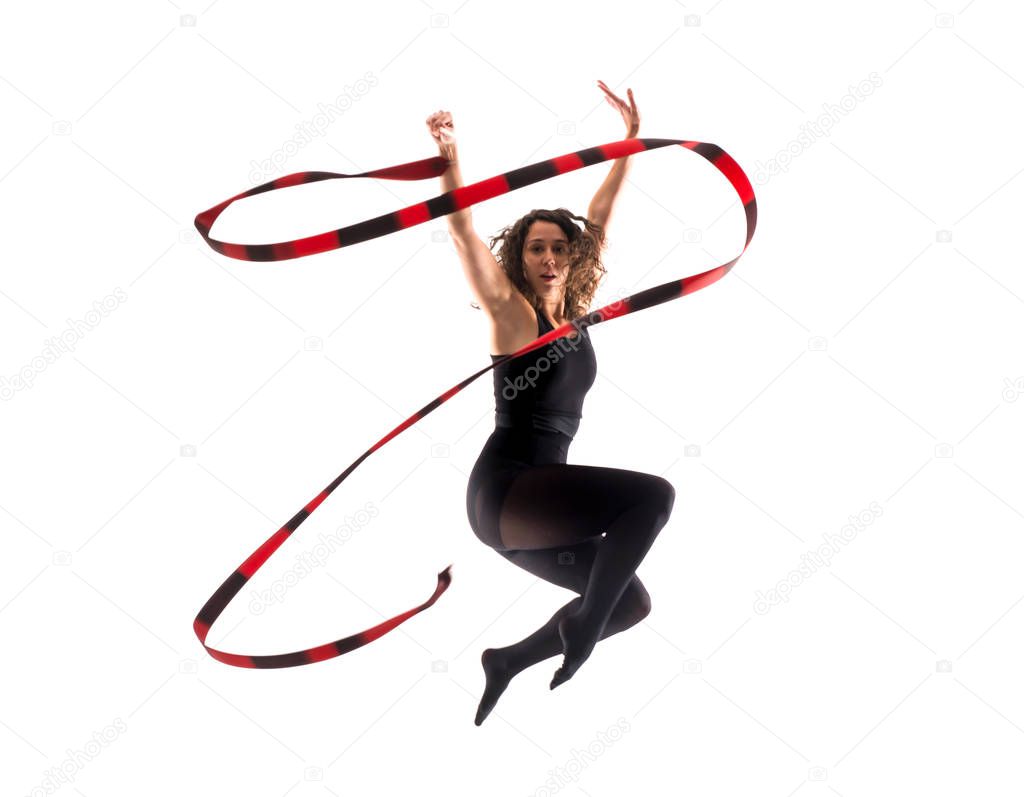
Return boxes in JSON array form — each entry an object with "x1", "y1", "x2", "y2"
[{"x1": 425, "y1": 109, "x2": 457, "y2": 160}]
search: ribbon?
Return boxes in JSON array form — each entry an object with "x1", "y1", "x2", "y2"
[{"x1": 192, "y1": 137, "x2": 757, "y2": 668}]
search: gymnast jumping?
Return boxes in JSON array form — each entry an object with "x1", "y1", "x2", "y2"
[{"x1": 426, "y1": 81, "x2": 677, "y2": 726}]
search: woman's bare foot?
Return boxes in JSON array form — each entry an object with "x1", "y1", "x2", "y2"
[{"x1": 475, "y1": 648, "x2": 513, "y2": 726}]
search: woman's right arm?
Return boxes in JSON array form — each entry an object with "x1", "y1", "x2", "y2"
[
  {"x1": 425, "y1": 110, "x2": 515, "y2": 313},
  {"x1": 425, "y1": 110, "x2": 473, "y2": 240}
]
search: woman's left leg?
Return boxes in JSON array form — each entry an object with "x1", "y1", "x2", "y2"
[
  {"x1": 494, "y1": 463, "x2": 675, "y2": 689},
  {"x1": 474, "y1": 538, "x2": 651, "y2": 725}
]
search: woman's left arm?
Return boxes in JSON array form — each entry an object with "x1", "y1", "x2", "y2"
[{"x1": 587, "y1": 80, "x2": 641, "y2": 233}]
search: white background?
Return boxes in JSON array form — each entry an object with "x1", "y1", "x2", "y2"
[{"x1": 2, "y1": 0, "x2": 1023, "y2": 794}]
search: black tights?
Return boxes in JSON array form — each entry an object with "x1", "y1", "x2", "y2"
[{"x1": 470, "y1": 454, "x2": 676, "y2": 724}]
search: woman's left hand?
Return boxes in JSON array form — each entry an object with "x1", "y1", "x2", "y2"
[{"x1": 596, "y1": 79, "x2": 640, "y2": 138}]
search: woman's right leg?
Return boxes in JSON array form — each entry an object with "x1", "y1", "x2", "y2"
[
  {"x1": 496, "y1": 463, "x2": 676, "y2": 687},
  {"x1": 474, "y1": 539, "x2": 651, "y2": 725}
]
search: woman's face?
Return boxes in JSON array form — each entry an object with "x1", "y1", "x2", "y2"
[{"x1": 522, "y1": 220, "x2": 570, "y2": 298}]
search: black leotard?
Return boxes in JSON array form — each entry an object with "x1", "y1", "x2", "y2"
[{"x1": 466, "y1": 305, "x2": 596, "y2": 549}]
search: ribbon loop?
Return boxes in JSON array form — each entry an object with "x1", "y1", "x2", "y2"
[{"x1": 193, "y1": 137, "x2": 757, "y2": 668}]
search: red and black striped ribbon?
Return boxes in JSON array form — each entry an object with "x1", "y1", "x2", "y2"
[{"x1": 192, "y1": 136, "x2": 757, "y2": 668}]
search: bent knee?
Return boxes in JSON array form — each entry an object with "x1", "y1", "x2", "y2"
[
  {"x1": 619, "y1": 577, "x2": 651, "y2": 623},
  {"x1": 638, "y1": 475, "x2": 675, "y2": 518}
]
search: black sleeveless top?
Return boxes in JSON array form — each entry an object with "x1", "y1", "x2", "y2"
[{"x1": 490, "y1": 305, "x2": 597, "y2": 439}]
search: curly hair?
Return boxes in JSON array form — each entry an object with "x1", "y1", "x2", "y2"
[{"x1": 470, "y1": 208, "x2": 607, "y2": 323}]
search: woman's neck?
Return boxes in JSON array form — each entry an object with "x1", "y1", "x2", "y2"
[{"x1": 540, "y1": 298, "x2": 564, "y2": 326}]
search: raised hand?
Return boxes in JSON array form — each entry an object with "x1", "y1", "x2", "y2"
[
  {"x1": 425, "y1": 109, "x2": 457, "y2": 160},
  {"x1": 596, "y1": 80, "x2": 640, "y2": 138}
]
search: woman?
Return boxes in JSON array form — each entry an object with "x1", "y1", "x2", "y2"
[{"x1": 425, "y1": 82, "x2": 676, "y2": 727}]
